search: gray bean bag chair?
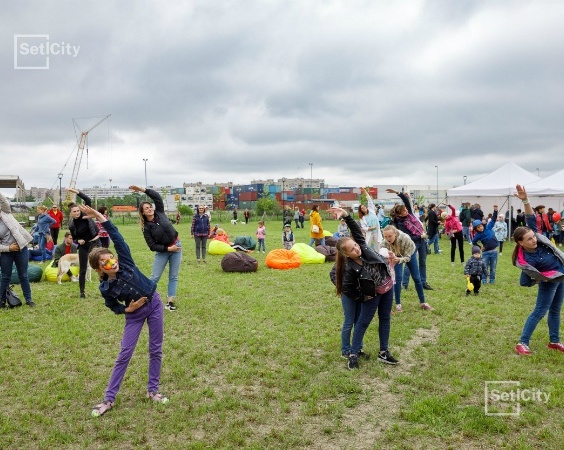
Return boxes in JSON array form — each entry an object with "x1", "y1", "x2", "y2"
[
  {"x1": 315, "y1": 245, "x2": 337, "y2": 262},
  {"x1": 221, "y1": 252, "x2": 259, "y2": 273},
  {"x1": 324, "y1": 236, "x2": 338, "y2": 247}
]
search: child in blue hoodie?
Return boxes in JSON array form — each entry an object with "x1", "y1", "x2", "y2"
[{"x1": 471, "y1": 207, "x2": 500, "y2": 284}]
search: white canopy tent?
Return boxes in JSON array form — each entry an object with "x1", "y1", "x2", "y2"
[
  {"x1": 524, "y1": 169, "x2": 564, "y2": 196},
  {"x1": 525, "y1": 169, "x2": 564, "y2": 217},
  {"x1": 447, "y1": 162, "x2": 541, "y2": 239}
]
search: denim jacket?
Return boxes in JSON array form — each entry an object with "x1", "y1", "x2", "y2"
[
  {"x1": 515, "y1": 214, "x2": 564, "y2": 286},
  {"x1": 99, "y1": 220, "x2": 157, "y2": 314},
  {"x1": 36, "y1": 213, "x2": 56, "y2": 235}
]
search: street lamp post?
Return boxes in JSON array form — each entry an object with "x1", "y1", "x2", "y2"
[
  {"x1": 58, "y1": 173, "x2": 63, "y2": 208},
  {"x1": 463, "y1": 175, "x2": 467, "y2": 185},
  {"x1": 309, "y1": 163, "x2": 313, "y2": 202},
  {"x1": 435, "y1": 165, "x2": 439, "y2": 204},
  {"x1": 281, "y1": 177, "x2": 286, "y2": 225},
  {"x1": 143, "y1": 158, "x2": 148, "y2": 200}
]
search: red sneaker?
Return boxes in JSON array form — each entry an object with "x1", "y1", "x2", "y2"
[
  {"x1": 515, "y1": 343, "x2": 532, "y2": 355},
  {"x1": 547, "y1": 342, "x2": 564, "y2": 353}
]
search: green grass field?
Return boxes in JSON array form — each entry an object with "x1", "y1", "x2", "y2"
[{"x1": 1, "y1": 220, "x2": 563, "y2": 449}]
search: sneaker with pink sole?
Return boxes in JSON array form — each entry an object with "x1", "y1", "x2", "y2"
[
  {"x1": 515, "y1": 343, "x2": 532, "y2": 355},
  {"x1": 395, "y1": 304, "x2": 403, "y2": 313},
  {"x1": 547, "y1": 342, "x2": 564, "y2": 353},
  {"x1": 420, "y1": 303, "x2": 434, "y2": 311}
]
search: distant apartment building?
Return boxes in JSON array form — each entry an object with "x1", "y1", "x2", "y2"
[{"x1": 28, "y1": 187, "x2": 55, "y2": 202}]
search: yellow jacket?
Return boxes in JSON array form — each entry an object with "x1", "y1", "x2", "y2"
[{"x1": 309, "y1": 210, "x2": 324, "y2": 238}]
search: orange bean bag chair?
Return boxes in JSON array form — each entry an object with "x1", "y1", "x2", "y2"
[{"x1": 265, "y1": 249, "x2": 302, "y2": 270}]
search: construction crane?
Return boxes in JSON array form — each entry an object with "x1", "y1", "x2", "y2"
[{"x1": 65, "y1": 114, "x2": 111, "y2": 205}]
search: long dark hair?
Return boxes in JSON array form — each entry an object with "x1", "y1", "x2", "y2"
[
  {"x1": 138, "y1": 201, "x2": 151, "y2": 231},
  {"x1": 512, "y1": 226, "x2": 532, "y2": 266},
  {"x1": 334, "y1": 237, "x2": 353, "y2": 295}
]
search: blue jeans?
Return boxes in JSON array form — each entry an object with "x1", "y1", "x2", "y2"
[
  {"x1": 394, "y1": 254, "x2": 426, "y2": 305},
  {"x1": 341, "y1": 294, "x2": 362, "y2": 354},
  {"x1": 37, "y1": 233, "x2": 48, "y2": 261},
  {"x1": 150, "y1": 249, "x2": 182, "y2": 298},
  {"x1": 428, "y1": 234, "x2": 440, "y2": 254},
  {"x1": 482, "y1": 249, "x2": 498, "y2": 283},
  {"x1": 402, "y1": 239, "x2": 427, "y2": 287},
  {"x1": 1, "y1": 247, "x2": 32, "y2": 304},
  {"x1": 309, "y1": 237, "x2": 325, "y2": 246},
  {"x1": 520, "y1": 282, "x2": 564, "y2": 345},
  {"x1": 257, "y1": 239, "x2": 265, "y2": 252},
  {"x1": 351, "y1": 289, "x2": 393, "y2": 354},
  {"x1": 462, "y1": 226, "x2": 471, "y2": 244}
]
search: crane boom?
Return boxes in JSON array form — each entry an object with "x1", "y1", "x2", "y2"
[{"x1": 65, "y1": 114, "x2": 111, "y2": 204}]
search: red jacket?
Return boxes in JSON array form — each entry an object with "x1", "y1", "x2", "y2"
[
  {"x1": 48, "y1": 208, "x2": 64, "y2": 229},
  {"x1": 444, "y1": 205, "x2": 462, "y2": 235},
  {"x1": 536, "y1": 213, "x2": 552, "y2": 233}
]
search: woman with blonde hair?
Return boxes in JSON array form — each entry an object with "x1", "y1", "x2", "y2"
[
  {"x1": 358, "y1": 188, "x2": 383, "y2": 252},
  {"x1": 381, "y1": 225, "x2": 433, "y2": 312}
]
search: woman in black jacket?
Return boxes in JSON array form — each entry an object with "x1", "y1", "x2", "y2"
[
  {"x1": 130, "y1": 185, "x2": 182, "y2": 311},
  {"x1": 67, "y1": 188, "x2": 102, "y2": 298},
  {"x1": 331, "y1": 206, "x2": 398, "y2": 370}
]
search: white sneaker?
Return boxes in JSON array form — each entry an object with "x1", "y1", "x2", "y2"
[{"x1": 71, "y1": 276, "x2": 79, "y2": 282}]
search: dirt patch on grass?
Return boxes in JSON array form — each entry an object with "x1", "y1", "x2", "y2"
[{"x1": 300, "y1": 326, "x2": 440, "y2": 449}]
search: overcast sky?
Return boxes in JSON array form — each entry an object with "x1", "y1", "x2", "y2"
[{"x1": 2, "y1": 0, "x2": 564, "y2": 194}]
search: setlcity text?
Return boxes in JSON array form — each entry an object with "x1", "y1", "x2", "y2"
[
  {"x1": 489, "y1": 388, "x2": 550, "y2": 404},
  {"x1": 18, "y1": 41, "x2": 80, "y2": 58}
]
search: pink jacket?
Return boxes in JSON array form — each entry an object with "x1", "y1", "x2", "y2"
[{"x1": 445, "y1": 205, "x2": 463, "y2": 234}]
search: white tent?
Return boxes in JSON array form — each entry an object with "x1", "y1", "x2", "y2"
[
  {"x1": 447, "y1": 162, "x2": 540, "y2": 198},
  {"x1": 523, "y1": 169, "x2": 564, "y2": 195},
  {"x1": 447, "y1": 162, "x2": 540, "y2": 239}
]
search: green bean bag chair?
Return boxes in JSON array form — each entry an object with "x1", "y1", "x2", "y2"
[
  {"x1": 0, "y1": 264, "x2": 44, "y2": 283},
  {"x1": 265, "y1": 249, "x2": 301, "y2": 270},
  {"x1": 208, "y1": 240, "x2": 236, "y2": 255},
  {"x1": 291, "y1": 243, "x2": 326, "y2": 264},
  {"x1": 323, "y1": 229, "x2": 333, "y2": 237},
  {"x1": 44, "y1": 260, "x2": 80, "y2": 282},
  {"x1": 233, "y1": 236, "x2": 257, "y2": 250}
]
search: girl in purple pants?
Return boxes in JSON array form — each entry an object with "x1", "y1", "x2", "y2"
[{"x1": 80, "y1": 205, "x2": 169, "y2": 417}]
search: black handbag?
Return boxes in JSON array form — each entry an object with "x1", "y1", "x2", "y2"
[{"x1": 6, "y1": 285, "x2": 22, "y2": 308}]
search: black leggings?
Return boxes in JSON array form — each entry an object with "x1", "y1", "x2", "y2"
[
  {"x1": 78, "y1": 240, "x2": 101, "y2": 294},
  {"x1": 51, "y1": 228, "x2": 60, "y2": 245},
  {"x1": 450, "y1": 231, "x2": 465, "y2": 263}
]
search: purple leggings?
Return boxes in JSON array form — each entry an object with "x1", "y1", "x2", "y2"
[{"x1": 104, "y1": 293, "x2": 164, "y2": 402}]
